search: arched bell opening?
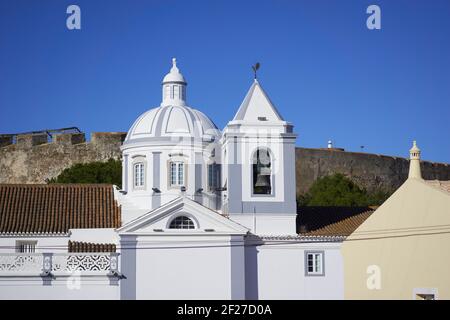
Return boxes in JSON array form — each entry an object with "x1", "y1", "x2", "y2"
[{"x1": 252, "y1": 148, "x2": 272, "y2": 195}]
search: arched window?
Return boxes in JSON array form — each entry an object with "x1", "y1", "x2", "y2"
[
  {"x1": 170, "y1": 161, "x2": 184, "y2": 186},
  {"x1": 252, "y1": 148, "x2": 272, "y2": 195},
  {"x1": 134, "y1": 162, "x2": 145, "y2": 187},
  {"x1": 169, "y1": 216, "x2": 195, "y2": 229}
]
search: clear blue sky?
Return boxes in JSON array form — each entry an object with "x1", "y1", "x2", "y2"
[{"x1": 1, "y1": 0, "x2": 449, "y2": 163}]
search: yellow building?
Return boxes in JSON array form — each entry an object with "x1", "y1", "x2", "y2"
[{"x1": 342, "y1": 141, "x2": 450, "y2": 300}]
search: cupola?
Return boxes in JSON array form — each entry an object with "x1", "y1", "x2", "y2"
[{"x1": 161, "y1": 58, "x2": 187, "y2": 107}]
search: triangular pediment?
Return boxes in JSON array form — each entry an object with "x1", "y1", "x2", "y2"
[
  {"x1": 233, "y1": 80, "x2": 284, "y2": 122},
  {"x1": 117, "y1": 197, "x2": 249, "y2": 235}
]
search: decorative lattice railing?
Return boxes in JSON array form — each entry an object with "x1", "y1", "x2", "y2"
[{"x1": 0, "y1": 253, "x2": 119, "y2": 276}]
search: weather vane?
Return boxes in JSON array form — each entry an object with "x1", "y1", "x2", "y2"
[{"x1": 252, "y1": 62, "x2": 260, "y2": 79}]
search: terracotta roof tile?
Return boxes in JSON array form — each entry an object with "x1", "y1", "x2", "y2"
[
  {"x1": 425, "y1": 180, "x2": 450, "y2": 194},
  {"x1": 68, "y1": 240, "x2": 116, "y2": 253},
  {"x1": 297, "y1": 206, "x2": 375, "y2": 237},
  {"x1": 0, "y1": 184, "x2": 121, "y2": 234}
]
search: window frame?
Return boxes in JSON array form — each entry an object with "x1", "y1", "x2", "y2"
[
  {"x1": 168, "y1": 215, "x2": 197, "y2": 229},
  {"x1": 169, "y1": 161, "x2": 185, "y2": 187},
  {"x1": 413, "y1": 288, "x2": 438, "y2": 300},
  {"x1": 133, "y1": 161, "x2": 146, "y2": 189},
  {"x1": 207, "y1": 162, "x2": 221, "y2": 192},
  {"x1": 251, "y1": 148, "x2": 274, "y2": 197},
  {"x1": 304, "y1": 251, "x2": 325, "y2": 276}
]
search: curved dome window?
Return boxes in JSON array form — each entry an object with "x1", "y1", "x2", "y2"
[
  {"x1": 169, "y1": 216, "x2": 195, "y2": 229},
  {"x1": 252, "y1": 148, "x2": 272, "y2": 195}
]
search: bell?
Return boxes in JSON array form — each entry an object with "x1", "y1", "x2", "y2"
[
  {"x1": 255, "y1": 174, "x2": 271, "y2": 187},
  {"x1": 259, "y1": 166, "x2": 271, "y2": 176},
  {"x1": 258, "y1": 151, "x2": 270, "y2": 165}
]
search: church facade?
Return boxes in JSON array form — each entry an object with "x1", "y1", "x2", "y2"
[{"x1": 0, "y1": 59, "x2": 349, "y2": 299}]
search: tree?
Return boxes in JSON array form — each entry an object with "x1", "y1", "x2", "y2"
[
  {"x1": 47, "y1": 159, "x2": 122, "y2": 188},
  {"x1": 298, "y1": 173, "x2": 391, "y2": 207}
]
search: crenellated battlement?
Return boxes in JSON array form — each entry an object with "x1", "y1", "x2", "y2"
[
  {"x1": 0, "y1": 130, "x2": 127, "y2": 184},
  {"x1": 0, "y1": 131, "x2": 126, "y2": 149}
]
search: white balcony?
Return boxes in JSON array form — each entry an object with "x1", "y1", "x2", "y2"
[{"x1": 0, "y1": 253, "x2": 120, "y2": 277}]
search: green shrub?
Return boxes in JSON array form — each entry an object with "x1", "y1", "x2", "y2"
[
  {"x1": 298, "y1": 173, "x2": 391, "y2": 207},
  {"x1": 47, "y1": 158, "x2": 122, "y2": 188}
]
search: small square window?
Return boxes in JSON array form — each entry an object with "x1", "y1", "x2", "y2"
[
  {"x1": 413, "y1": 288, "x2": 438, "y2": 300},
  {"x1": 16, "y1": 241, "x2": 37, "y2": 253},
  {"x1": 305, "y1": 251, "x2": 324, "y2": 276},
  {"x1": 416, "y1": 294, "x2": 435, "y2": 300}
]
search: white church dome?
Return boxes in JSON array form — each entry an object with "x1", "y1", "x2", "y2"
[
  {"x1": 125, "y1": 105, "x2": 220, "y2": 141},
  {"x1": 125, "y1": 58, "x2": 220, "y2": 143}
]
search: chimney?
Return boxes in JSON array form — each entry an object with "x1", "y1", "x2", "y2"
[{"x1": 408, "y1": 140, "x2": 422, "y2": 179}]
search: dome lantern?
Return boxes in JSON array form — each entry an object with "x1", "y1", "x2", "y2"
[{"x1": 161, "y1": 58, "x2": 187, "y2": 107}]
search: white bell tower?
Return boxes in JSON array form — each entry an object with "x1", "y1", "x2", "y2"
[{"x1": 221, "y1": 79, "x2": 297, "y2": 235}]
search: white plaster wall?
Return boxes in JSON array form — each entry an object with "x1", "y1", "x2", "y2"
[
  {"x1": 120, "y1": 235, "x2": 245, "y2": 300},
  {"x1": 0, "y1": 230, "x2": 119, "y2": 254},
  {"x1": 246, "y1": 242, "x2": 344, "y2": 300},
  {"x1": 122, "y1": 142, "x2": 219, "y2": 212},
  {"x1": 0, "y1": 277, "x2": 119, "y2": 300},
  {"x1": 0, "y1": 236, "x2": 69, "y2": 253},
  {"x1": 69, "y1": 229, "x2": 119, "y2": 244},
  {"x1": 231, "y1": 214, "x2": 297, "y2": 235}
]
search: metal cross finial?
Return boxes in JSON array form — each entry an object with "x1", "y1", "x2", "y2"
[{"x1": 252, "y1": 62, "x2": 260, "y2": 79}]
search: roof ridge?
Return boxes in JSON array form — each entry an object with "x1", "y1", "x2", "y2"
[{"x1": 0, "y1": 184, "x2": 115, "y2": 187}]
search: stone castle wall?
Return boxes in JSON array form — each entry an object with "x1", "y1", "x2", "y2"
[
  {"x1": 0, "y1": 132, "x2": 126, "y2": 184},
  {"x1": 1, "y1": 132, "x2": 449, "y2": 195},
  {"x1": 296, "y1": 148, "x2": 450, "y2": 195}
]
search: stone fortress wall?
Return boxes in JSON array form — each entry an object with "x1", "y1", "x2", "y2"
[
  {"x1": 296, "y1": 147, "x2": 450, "y2": 195},
  {"x1": 0, "y1": 132, "x2": 126, "y2": 184},
  {"x1": 1, "y1": 132, "x2": 449, "y2": 195}
]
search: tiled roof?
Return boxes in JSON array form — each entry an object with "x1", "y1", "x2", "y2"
[
  {"x1": 425, "y1": 180, "x2": 450, "y2": 194},
  {"x1": 68, "y1": 240, "x2": 116, "y2": 253},
  {"x1": 297, "y1": 206, "x2": 375, "y2": 237},
  {"x1": 0, "y1": 184, "x2": 121, "y2": 234},
  {"x1": 254, "y1": 235, "x2": 346, "y2": 242}
]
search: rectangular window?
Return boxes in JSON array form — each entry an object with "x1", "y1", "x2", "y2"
[
  {"x1": 208, "y1": 164, "x2": 213, "y2": 190},
  {"x1": 134, "y1": 163, "x2": 144, "y2": 187},
  {"x1": 208, "y1": 164, "x2": 221, "y2": 191},
  {"x1": 170, "y1": 162, "x2": 177, "y2": 185},
  {"x1": 413, "y1": 288, "x2": 438, "y2": 300},
  {"x1": 416, "y1": 294, "x2": 435, "y2": 300},
  {"x1": 16, "y1": 241, "x2": 37, "y2": 253},
  {"x1": 170, "y1": 162, "x2": 184, "y2": 186},
  {"x1": 164, "y1": 86, "x2": 170, "y2": 99},
  {"x1": 178, "y1": 162, "x2": 184, "y2": 185},
  {"x1": 305, "y1": 251, "x2": 324, "y2": 276}
]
